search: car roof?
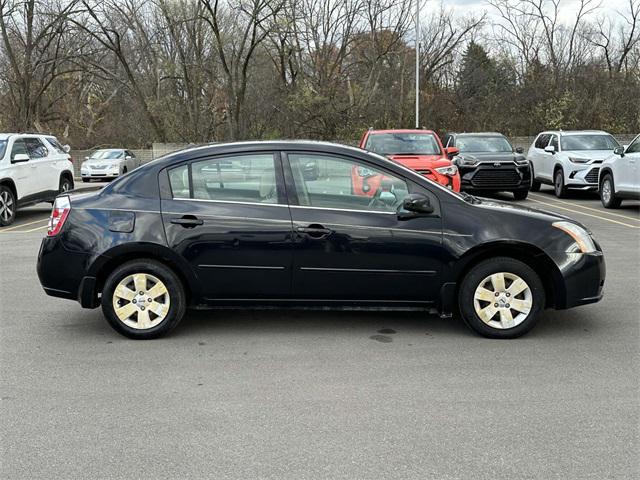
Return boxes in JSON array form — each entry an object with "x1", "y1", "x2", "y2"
[
  {"x1": 0, "y1": 132, "x2": 58, "y2": 140},
  {"x1": 539, "y1": 130, "x2": 611, "y2": 136},
  {"x1": 449, "y1": 132, "x2": 506, "y2": 137},
  {"x1": 367, "y1": 129, "x2": 437, "y2": 135}
]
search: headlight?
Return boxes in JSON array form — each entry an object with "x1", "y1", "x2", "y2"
[
  {"x1": 110, "y1": 163, "x2": 120, "y2": 169},
  {"x1": 453, "y1": 155, "x2": 477, "y2": 166},
  {"x1": 552, "y1": 221, "x2": 597, "y2": 253},
  {"x1": 568, "y1": 157, "x2": 589, "y2": 164},
  {"x1": 435, "y1": 165, "x2": 458, "y2": 176}
]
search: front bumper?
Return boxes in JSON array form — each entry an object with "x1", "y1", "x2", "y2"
[
  {"x1": 460, "y1": 163, "x2": 531, "y2": 191},
  {"x1": 81, "y1": 165, "x2": 120, "y2": 179},
  {"x1": 555, "y1": 251, "x2": 606, "y2": 309},
  {"x1": 564, "y1": 164, "x2": 600, "y2": 189}
]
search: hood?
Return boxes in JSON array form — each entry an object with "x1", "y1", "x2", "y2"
[
  {"x1": 457, "y1": 152, "x2": 524, "y2": 163},
  {"x1": 562, "y1": 150, "x2": 612, "y2": 161},
  {"x1": 472, "y1": 196, "x2": 578, "y2": 224},
  {"x1": 387, "y1": 154, "x2": 450, "y2": 170}
]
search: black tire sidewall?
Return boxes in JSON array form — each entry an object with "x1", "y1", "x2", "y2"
[
  {"x1": 101, "y1": 260, "x2": 186, "y2": 339},
  {"x1": 554, "y1": 169, "x2": 565, "y2": 198},
  {"x1": 459, "y1": 257, "x2": 545, "y2": 339},
  {"x1": 600, "y1": 174, "x2": 620, "y2": 208},
  {"x1": 0, "y1": 185, "x2": 16, "y2": 226},
  {"x1": 513, "y1": 189, "x2": 528, "y2": 200},
  {"x1": 59, "y1": 177, "x2": 73, "y2": 193}
]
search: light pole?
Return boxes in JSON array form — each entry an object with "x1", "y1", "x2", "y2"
[{"x1": 415, "y1": 0, "x2": 420, "y2": 129}]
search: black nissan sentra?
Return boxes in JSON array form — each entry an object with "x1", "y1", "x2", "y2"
[{"x1": 37, "y1": 141, "x2": 605, "y2": 339}]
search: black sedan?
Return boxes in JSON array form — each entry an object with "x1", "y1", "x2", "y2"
[
  {"x1": 442, "y1": 132, "x2": 531, "y2": 199},
  {"x1": 37, "y1": 141, "x2": 605, "y2": 339}
]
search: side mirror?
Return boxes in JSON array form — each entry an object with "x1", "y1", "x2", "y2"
[
  {"x1": 125, "y1": 155, "x2": 132, "y2": 160},
  {"x1": 398, "y1": 193, "x2": 434, "y2": 219},
  {"x1": 62, "y1": 144, "x2": 71, "y2": 153},
  {"x1": 11, "y1": 153, "x2": 29, "y2": 163},
  {"x1": 444, "y1": 146, "x2": 459, "y2": 159},
  {"x1": 515, "y1": 146, "x2": 524, "y2": 154},
  {"x1": 544, "y1": 145, "x2": 556, "y2": 154},
  {"x1": 613, "y1": 146, "x2": 625, "y2": 157}
]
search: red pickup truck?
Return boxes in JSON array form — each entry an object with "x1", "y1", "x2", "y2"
[{"x1": 356, "y1": 129, "x2": 461, "y2": 194}]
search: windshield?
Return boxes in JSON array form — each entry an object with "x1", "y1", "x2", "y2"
[
  {"x1": 0, "y1": 140, "x2": 6, "y2": 159},
  {"x1": 365, "y1": 133, "x2": 442, "y2": 155},
  {"x1": 561, "y1": 135, "x2": 619, "y2": 151},
  {"x1": 90, "y1": 150, "x2": 123, "y2": 160},
  {"x1": 456, "y1": 136, "x2": 513, "y2": 153}
]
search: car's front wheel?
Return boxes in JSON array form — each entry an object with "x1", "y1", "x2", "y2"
[
  {"x1": 458, "y1": 257, "x2": 545, "y2": 338},
  {"x1": 513, "y1": 189, "x2": 528, "y2": 200},
  {"x1": 554, "y1": 169, "x2": 567, "y2": 198},
  {"x1": 101, "y1": 259, "x2": 186, "y2": 339},
  {"x1": 0, "y1": 185, "x2": 16, "y2": 227},
  {"x1": 600, "y1": 174, "x2": 622, "y2": 209},
  {"x1": 59, "y1": 176, "x2": 73, "y2": 193}
]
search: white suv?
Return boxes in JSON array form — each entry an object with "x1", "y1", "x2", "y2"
[
  {"x1": 598, "y1": 134, "x2": 640, "y2": 208},
  {"x1": 0, "y1": 133, "x2": 74, "y2": 226},
  {"x1": 528, "y1": 130, "x2": 620, "y2": 198}
]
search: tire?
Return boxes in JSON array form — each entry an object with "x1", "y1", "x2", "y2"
[
  {"x1": 122, "y1": 167, "x2": 128, "y2": 174},
  {"x1": 101, "y1": 259, "x2": 187, "y2": 339},
  {"x1": 59, "y1": 176, "x2": 73, "y2": 194},
  {"x1": 458, "y1": 257, "x2": 545, "y2": 339},
  {"x1": 553, "y1": 168, "x2": 567, "y2": 198},
  {"x1": 600, "y1": 174, "x2": 622, "y2": 209},
  {"x1": 0, "y1": 185, "x2": 17, "y2": 227},
  {"x1": 513, "y1": 189, "x2": 528, "y2": 200},
  {"x1": 82, "y1": 178, "x2": 90, "y2": 183},
  {"x1": 529, "y1": 163, "x2": 541, "y2": 192}
]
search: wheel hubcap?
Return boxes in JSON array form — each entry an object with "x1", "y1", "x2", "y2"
[
  {"x1": 61, "y1": 182, "x2": 70, "y2": 192},
  {"x1": 112, "y1": 273, "x2": 170, "y2": 329},
  {"x1": 0, "y1": 191, "x2": 14, "y2": 222},
  {"x1": 602, "y1": 180, "x2": 611, "y2": 202},
  {"x1": 473, "y1": 272, "x2": 532, "y2": 329}
]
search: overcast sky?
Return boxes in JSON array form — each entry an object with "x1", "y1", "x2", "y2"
[{"x1": 437, "y1": 0, "x2": 633, "y2": 23}]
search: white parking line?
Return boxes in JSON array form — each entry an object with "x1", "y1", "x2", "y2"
[
  {"x1": 527, "y1": 197, "x2": 640, "y2": 229},
  {"x1": 21, "y1": 225, "x2": 48, "y2": 233},
  {"x1": 0, "y1": 217, "x2": 48, "y2": 233},
  {"x1": 529, "y1": 193, "x2": 640, "y2": 222}
]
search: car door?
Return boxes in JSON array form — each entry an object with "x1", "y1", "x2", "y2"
[
  {"x1": 8, "y1": 139, "x2": 35, "y2": 199},
  {"x1": 23, "y1": 137, "x2": 57, "y2": 195},
  {"x1": 160, "y1": 151, "x2": 294, "y2": 300},
  {"x1": 546, "y1": 134, "x2": 560, "y2": 178},
  {"x1": 283, "y1": 151, "x2": 444, "y2": 303},
  {"x1": 620, "y1": 135, "x2": 640, "y2": 194}
]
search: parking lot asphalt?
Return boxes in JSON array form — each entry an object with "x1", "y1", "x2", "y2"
[{"x1": 1, "y1": 186, "x2": 638, "y2": 479}]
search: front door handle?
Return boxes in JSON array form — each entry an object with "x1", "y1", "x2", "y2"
[
  {"x1": 296, "y1": 224, "x2": 333, "y2": 239},
  {"x1": 170, "y1": 215, "x2": 203, "y2": 228}
]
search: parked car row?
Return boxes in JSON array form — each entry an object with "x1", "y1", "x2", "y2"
[{"x1": 0, "y1": 135, "x2": 139, "y2": 226}]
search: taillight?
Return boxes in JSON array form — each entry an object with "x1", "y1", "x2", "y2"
[{"x1": 48, "y1": 196, "x2": 71, "y2": 236}]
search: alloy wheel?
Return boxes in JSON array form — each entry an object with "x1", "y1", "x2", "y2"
[
  {"x1": 601, "y1": 179, "x2": 612, "y2": 203},
  {"x1": 473, "y1": 272, "x2": 532, "y2": 329},
  {"x1": 112, "y1": 273, "x2": 171, "y2": 329},
  {"x1": 0, "y1": 190, "x2": 14, "y2": 223}
]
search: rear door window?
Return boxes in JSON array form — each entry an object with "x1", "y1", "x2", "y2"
[{"x1": 169, "y1": 154, "x2": 280, "y2": 205}]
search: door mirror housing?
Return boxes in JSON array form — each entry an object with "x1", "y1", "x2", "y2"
[
  {"x1": 125, "y1": 155, "x2": 132, "y2": 160},
  {"x1": 613, "y1": 146, "x2": 625, "y2": 157},
  {"x1": 544, "y1": 145, "x2": 556, "y2": 154},
  {"x1": 62, "y1": 144, "x2": 71, "y2": 153},
  {"x1": 398, "y1": 193, "x2": 434, "y2": 219},
  {"x1": 444, "y1": 146, "x2": 459, "y2": 159},
  {"x1": 515, "y1": 146, "x2": 524, "y2": 154},
  {"x1": 11, "y1": 153, "x2": 29, "y2": 163}
]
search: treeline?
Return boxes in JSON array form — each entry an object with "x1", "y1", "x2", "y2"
[{"x1": 1, "y1": 0, "x2": 639, "y2": 149}]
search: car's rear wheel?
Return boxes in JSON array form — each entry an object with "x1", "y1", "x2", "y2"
[
  {"x1": 59, "y1": 176, "x2": 73, "y2": 194},
  {"x1": 82, "y1": 178, "x2": 90, "y2": 183},
  {"x1": 513, "y1": 189, "x2": 528, "y2": 200},
  {"x1": 101, "y1": 259, "x2": 186, "y2": 339},
  {"x1": 554, "y1": 169, "x2": 567, "y2": 198},
  {"x1": 600, "y1": 174, "x2": 622, "y2": 209},
  {"x1": 0, "y1": 185, "x2": 16, "y2": 227},
  {"x1": 458, "y1": 257, "x2": 545, "y2": 338}
]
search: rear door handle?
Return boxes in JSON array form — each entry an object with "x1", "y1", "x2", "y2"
[
  {"x1": 170, "y1": 215, "x2": 203, "y2": 228},
  {"x1": 296, "y1": 224, "x2": 333, "y2": 238}
]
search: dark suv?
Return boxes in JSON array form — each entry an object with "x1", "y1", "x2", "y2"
[{"x1": 442, "y1": 133, "x2": 531, "y2": 200}]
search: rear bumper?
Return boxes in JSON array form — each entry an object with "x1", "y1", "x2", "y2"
[
  {"x1": 460, "y1": 163, "x2": 531, "y2": 191},
  {"x1": 37, "y1": 236, "x2": 97, "y2": 307}
]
